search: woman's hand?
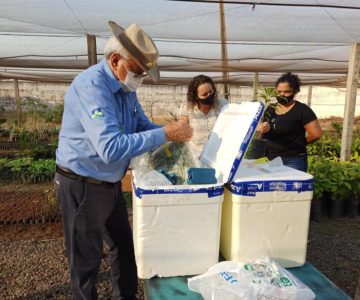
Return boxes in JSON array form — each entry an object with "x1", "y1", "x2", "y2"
[{"x1": 257, "y1": 121, "x2": 270, "y2": 134}]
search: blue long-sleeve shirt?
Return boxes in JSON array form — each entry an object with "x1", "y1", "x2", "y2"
[{"x1": 56, "y1": 59, "x2": 166, "y2": 182}]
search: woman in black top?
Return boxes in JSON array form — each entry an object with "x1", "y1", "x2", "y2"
[{"x1": 257, "y1": 72, "x2": 322, "y2": 172}]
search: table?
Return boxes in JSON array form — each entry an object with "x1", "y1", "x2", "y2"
[{"x1": 143, "y1": 262, "x2": 351, "y2": 300}]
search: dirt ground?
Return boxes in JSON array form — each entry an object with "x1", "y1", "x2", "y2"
[
  {"x1": 0, "y1": 182, "x2": 58, "y2": 224},
  {"x1": 0, "y1": 182, "x2": 360, "y2": 299},
  {"x1": 1, "y1": 216, "x2": 359, "y2": 299},
  {"x1": 0, "y1": 115, "x2": 359, "y2": 299}
]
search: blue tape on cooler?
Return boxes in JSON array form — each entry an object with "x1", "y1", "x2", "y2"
[
  {"x1": 227, "y1": 102, "x2": 265, "y2": 184},
  {"x1": 134, "y1": 185, "x2": 224, "y2": 199},
  {"x1": 227, "y1": 179, "x2": 314, "y2": 197}
]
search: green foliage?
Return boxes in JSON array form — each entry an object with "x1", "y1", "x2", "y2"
[
  {"x1": 123, "y1": 192, "x2": 132, "y2": 209},
  {"x1": 43, "y1": 187, "x2": 59, "y2": 218},
  {"x1": 307, "y1": 133, "x2": 360, "y2": 163},
  {"x1": 7, "y1": 97, "x2": 62, "y2": 158},
  {"x1": 7, "y1": 157, "x2": 33, "y2": 171},
  {"x1": 29, "y1": 141, "x2": 57, "y2": 160},
  {"x1": 20, "y1": 97, "x2": 63, "y2": 124},
  {"x1": 256, "y1": 86, "x2": 277, "y2": 104},
  {"x1": 7, "y1": 124, "x2": 59, "y2": 159},
  {"x1": 2, "y1": 98, "x2": 61, "y2": 162},
  {"x1": 331, "y1": 122, "x2": 343, "y2": 136},
  {"x1": 0, "y1": 158, "x2": 55, "y2": 183},
  {"x1": 0, "y1": 158, "x2": 8, "y2": 168},
  {"x1": 10, "y1": 125, "x2": 59, "y2": 143},
  {"x1": 256, "y1": 85, "x2": 277, "y2": 123},
  {"x1": 47, "y1": 103, "x2": 64, "y2": 124},
  {"x1": 307, "y1": 133, "x2": 341, "y2": 159},
  {"x1": 21, "y1": 97, "x2": 49, "y2": 122},
  {"x1": 27, "y1": 159, "x2": 56, "y2": 180},
  {"x1": 307, "y1": 157, "x2": 330, "y2": 201},
  {"x1": 308, "y1": 157, "x2": 360, "y2": 202}
]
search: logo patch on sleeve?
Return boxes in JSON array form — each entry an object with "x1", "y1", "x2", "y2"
[{"x1": 91, "y1": 108, "x2": 104, "y2": 119}]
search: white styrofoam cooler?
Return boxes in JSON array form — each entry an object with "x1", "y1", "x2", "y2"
[
  {"x1": 220, "y1": 160, "x2": 314, "y2": 268},
  {"x1": 132, "y1": 186, "x2": 224, "y2": 278},
  {"x1": 132, "y1": 102, "x2": 264, "y2": 279}
]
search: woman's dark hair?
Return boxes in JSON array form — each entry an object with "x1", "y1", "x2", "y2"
[
  {"x1": 187, "y1": 75, "x2": 218, "y2": 107},
  {"x1": 275, "y1": 72, "x2": 301, "y2": 94}
]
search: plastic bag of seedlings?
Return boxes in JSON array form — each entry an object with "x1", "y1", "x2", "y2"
[
  {"x1": 148, "y1": 142, "x2": 199, "y2": 185},
  {"x1": 188, "y1": 257, "x2": 315, "y2": 300}
]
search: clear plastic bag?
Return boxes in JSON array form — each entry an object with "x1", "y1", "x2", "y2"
[
  {"x1": 147, "y1": 142, "x2": 199, "y2": 185},
  {"x1": 136, "y1": 170, "x2": 173, "y2": 187},
  {"x1": 188, "y1": 257, "x2": 315, "y2": 300}
]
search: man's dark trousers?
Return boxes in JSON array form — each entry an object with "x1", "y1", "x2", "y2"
[{"x1": 55, "y1": 172, "x2": 137, "y2": 300}]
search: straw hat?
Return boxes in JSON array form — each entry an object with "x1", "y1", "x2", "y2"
[{"x1": 108, "y1": 21, "x2": 160, "y2": 82}]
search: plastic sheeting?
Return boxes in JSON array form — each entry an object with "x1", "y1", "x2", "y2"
[{"x1": 0, "y1": 0, "x2": 359, "y2": 85}]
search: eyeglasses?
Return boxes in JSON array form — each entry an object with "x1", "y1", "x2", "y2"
[{"x1": 123, "y1": 59, "x2": 148, "y2": 78}]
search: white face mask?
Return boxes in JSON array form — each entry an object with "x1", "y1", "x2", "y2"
[
  {"x1": 122, "y1": 64, "x2": 144, "y2": 92},
  {"x1": 124, "y1": 70, "x2": 143, "y2": 92}
]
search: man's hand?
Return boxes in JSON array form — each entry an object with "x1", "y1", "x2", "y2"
[
  {"x1": 178, "y1": 115, "x2": 189, "y2": 123},
  {"x1": 164, "y1": 121, "x2": 193, "y2": 142},
  {"x1": 257, "y1": 121, "x2": 270, "y2": 134}
]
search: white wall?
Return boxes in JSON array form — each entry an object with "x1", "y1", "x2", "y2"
[
  {"x1": 0, "y1": 80, "x2": 359, "y2": 119},
  {"x1": 296, "y1": 86, "x2": 360, "y2": 119},
  {"x1": 0, "y1": 80, "x2": 68, "y2": 111}
]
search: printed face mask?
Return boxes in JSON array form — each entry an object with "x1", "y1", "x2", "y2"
[{"x1": 199, "y1": 93, "x2": 215, "y2": 106}]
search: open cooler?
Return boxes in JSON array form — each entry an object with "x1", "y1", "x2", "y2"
[
  {"x1": 220, "y1": 159, "x2": 314, "y2": 268},
  {"x1": 132, "y1": 101, "x2": 264, "y2": 279}
]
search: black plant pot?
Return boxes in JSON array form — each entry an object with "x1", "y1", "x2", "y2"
[
  {"x1": 248, "y1": 139, "x2": 267, "y2": 159},
  {"x1": 310, "y1": 200, "x2": 321, "y2": 222},
  {"x1": 343, "y1": 198, "x2": 359, "y2": 218},
  {"x1": 329, "y1": 199, "x2": 342, "y2": 219},
  {"x1": 321, "y1": 192, "x2": 331, "y2": 216}
]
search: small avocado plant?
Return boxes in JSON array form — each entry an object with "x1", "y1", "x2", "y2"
[{"x1": 246, "y1": 86, "x2": 278, "y2": 159}]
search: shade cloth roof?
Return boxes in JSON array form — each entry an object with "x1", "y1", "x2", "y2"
[{"x1": 1, "y1": 0, "x2": 359, "y2": 85}]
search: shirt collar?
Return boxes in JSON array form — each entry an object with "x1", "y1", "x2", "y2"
[{"x1": 102, "y1": 59, "x2": 122, "y2": 94}]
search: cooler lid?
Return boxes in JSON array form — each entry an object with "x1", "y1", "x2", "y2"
[
  {"x1": 200, "y1": 101, "x2": 264, "y2": 184},
  {"x1": 227, "y1": 160, "x2": 314, "y2": 196}
]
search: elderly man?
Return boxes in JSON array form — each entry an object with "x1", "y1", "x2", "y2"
[{"x1": 55, "y1": 21, "x2": 193, "y2": 300}]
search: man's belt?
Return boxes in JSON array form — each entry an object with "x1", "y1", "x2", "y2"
[{"x1": 56, "y1": 165, "x2": 116, "y2": 186}]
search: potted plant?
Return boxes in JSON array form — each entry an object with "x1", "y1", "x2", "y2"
[
  {"x1": 308, "y1": 157, "x2": 332, "y2": 222},
  {"x1": 327, "y1": 161, "x2": 351, "y2": 219},
  {"x1": 248, "y1": 86, "x2": 277, "y2": 159},
  {"x1": 308, "y1": 157, "x2": 322, "y2": 222},
  {"x1": 342, "y1": 162, "x2": 360, "y2": 218}
]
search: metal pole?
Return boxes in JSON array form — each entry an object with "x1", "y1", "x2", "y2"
[
  {"x1": 252, "y1": 72, "x2": 259, "y2": 100},
  {"x1": 219, "y1": 0, "x2": 230, "y2": 100},
  {"x1": 14, "y1": 79, "x2": 21, "y2": 126},
  {"x1": 87, "y1": 34, "x2": 97, "y2": 66},
  {"x1": 307, "y1": 85, "x2": 312, "y2": 107}
]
